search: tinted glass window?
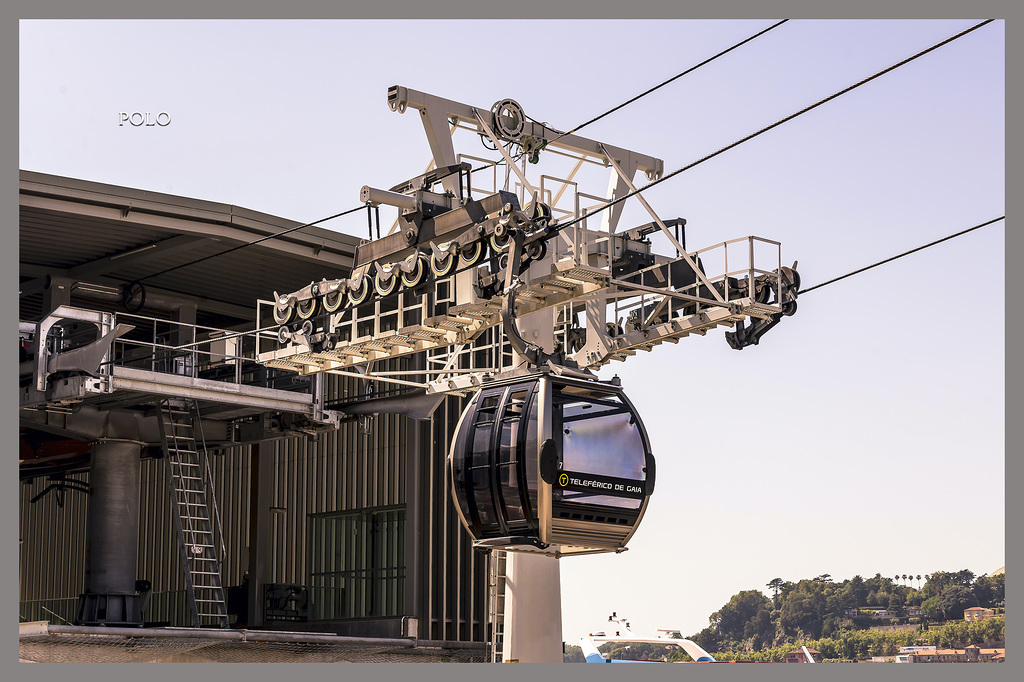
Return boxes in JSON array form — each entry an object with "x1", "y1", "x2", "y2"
[{"x1": 556, "y1": 392, "x2": 646, "y2": 509}]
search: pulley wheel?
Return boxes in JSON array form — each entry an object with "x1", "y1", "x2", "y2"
[
  {"x1": 347, "y1": 277, "x2": 370, "y2": 306},
  {"x1": 277, "y1": 326, "x2": 291, "y2": 344},
  {"x1": 322, "y1": 290, "x2": 344, "y2": 313},
  {"x1": 430, "y1": 251, "x2": 457, "y2": 278},
  {"x1": 491, "y1": 98, "x2": 526, "y2": 140},
  {"x1": 459, "y1": 239, "x2": 486, "y2": 266},
  {"x1": 490, "y1": 232, "x2": 512, "y2": 253},
  {"x1": 375, "y1": 269, "x2": 399, "y2": 297},
  {"x1": 295, "y1": 298, "x2": 319, "y2": 320},
  {"x1": 524, "y1": 201, "x2": 553, "y2": 228},
  {"x1": 273, "y1": 302, "x2": 295, "y2": 325},
  {"x1": 301, "y1": 320, "x2": 314, "y2": 336},
  {"x1": 526, "y1": 240, "x2": 547, "y2": 262},
  {"x1": 401, "y1": 255, "x2": 428, "y2": 289},
  {"x1": 121, "y1": 280, "x2": 146, "y2": 313}
]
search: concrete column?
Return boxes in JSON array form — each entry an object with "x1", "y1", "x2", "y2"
[
  {"x1": 503, "y1": 552, "x2": 563, "y2": 662},
  {"x1": 75, "y1": 438, "x2": 145, "y2": 625}
]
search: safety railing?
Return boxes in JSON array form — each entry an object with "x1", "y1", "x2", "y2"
[
  {"x1": 27, "y1": 306, "x2": 311, "y2": 396},
  {"x1": 610, "y1": 235, "x2": 783, "y2": 332}
]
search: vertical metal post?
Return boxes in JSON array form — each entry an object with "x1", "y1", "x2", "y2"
[
  {"x1": 405, "y1": 352, "x2": 427, "y2": 635},
  {"x1": 247, "y1": 443, "x2": 273, "y2": 628}
]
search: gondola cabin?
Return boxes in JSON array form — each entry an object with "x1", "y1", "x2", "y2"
[{"x1": 447, "y1": 372, "x2": 655, "y2": 556}]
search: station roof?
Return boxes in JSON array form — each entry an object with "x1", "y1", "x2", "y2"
[{"x1": 19, "y1": 170, "x2": 361, "y2": 328}]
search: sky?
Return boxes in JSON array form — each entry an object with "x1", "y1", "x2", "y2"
[{"x1": 19, "y1": 19, "x2": 1005, "y2": 644}]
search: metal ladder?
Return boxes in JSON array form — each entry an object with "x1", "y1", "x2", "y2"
[
  {"x1": 488, "y1": 550, "x2": 507, "y2": 662},
  {"x1": 158, "y1": 398, "x2": 229, "y2": 628}
]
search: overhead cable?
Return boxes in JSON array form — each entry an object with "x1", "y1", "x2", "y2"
[
  {"x1": 139, "y1": 204, "x2": 368, "y2": 282},
  {"x1": 171, "y1": 215, "x2": 1004, "y2": 350},
  {"x1": 799, "y1": 216, "x2": 1004, "y2": 295},
  {"x1": 475, "y1": 21, "x2": 789, "y2": 177},
  {"x1": 550, "y1": 19, "x2": 995, "y2": 235},
  {"x1": 550, "y1": 19, "x2": 790, "y2": 142}
]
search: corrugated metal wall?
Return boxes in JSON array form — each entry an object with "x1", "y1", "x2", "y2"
[
  {"x1": 19, "y1": 368, "x2": 491, "y2": 642},
  {"x1": 265, "y1": 409, "x2": 406, "y2": 585},
  {"x1": 19, "y1": 472, "x2": 90, "y2": 623},
  {"x1": 418, "y1": 394, "x2": 489, "y2": 642}
]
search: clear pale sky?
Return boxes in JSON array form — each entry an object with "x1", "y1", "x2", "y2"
[{"x1": 19, "y1": 19, "x2": 1004, "y2": 644}]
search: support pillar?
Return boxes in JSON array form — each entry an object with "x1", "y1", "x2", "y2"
[
  {"x1": 500, "y1": 253, "x2": 563, "y2": 663},
  {"x1": 503, "y1": 552, "x2": 563, "y2": 662},
  {"x1": 75, "y1": 438, "x2": 147, "y2": 626},
  {"x1": 247, "y1": 443, "x2": 273, "y2": 628}
]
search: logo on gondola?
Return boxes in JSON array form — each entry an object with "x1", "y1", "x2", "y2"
[{"x1": 558, "y1": 470, "x2": 646, "y2": 499}]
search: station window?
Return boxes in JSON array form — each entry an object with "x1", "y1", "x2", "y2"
[{"x1": 308, "y1": 507, "x2": 405, "y2": 620}]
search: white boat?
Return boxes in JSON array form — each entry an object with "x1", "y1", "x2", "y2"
[{"x1": 580, "y1": 613, "x2": 716, "y2": 663}]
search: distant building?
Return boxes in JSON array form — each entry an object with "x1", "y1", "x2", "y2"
[
  {"x1": 783, "y1": 648, "x2": 822, "y2": 663},
  {"x1": 964, "y1": 607, "x2": 996, "y2": 622},
  {"x1": 905, "y1": 646, "x2": 1004, "y2": 663}
]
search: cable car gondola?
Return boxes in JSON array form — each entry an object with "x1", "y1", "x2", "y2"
[{"x1": 447, "y1": 370, "x2": 655, "y2": 557}]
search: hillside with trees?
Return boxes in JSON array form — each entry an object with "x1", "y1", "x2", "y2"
[{"x1": 680, "y1": 569, "x2": 1003, "y2": 661}]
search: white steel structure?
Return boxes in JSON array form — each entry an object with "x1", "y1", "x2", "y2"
[{"x1": 255, "y1": 86, "x2": 800, "y2": 663}]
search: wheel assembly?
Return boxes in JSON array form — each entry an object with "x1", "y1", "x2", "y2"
[
  {"x1": 526, "y1": 239, "x2": 547, "y2": 262},
  {"x1": 347, "y1": 276, "x2": 370, "y2": 306},
  {"x1": 374, "y1": 265, "x2": 399, "y2": 296},
  {"x1": 430, "y1": 250, "x2": 457, "y2": 277},
  {"x1": 273, "y1": 302, "x2": 295, "y2": 325},
  {"x1": 322, "y1": 289, "x2": 345, "y2": 313},
  {"x1": 490, "y1": 232, "x2": 512, "y2": 253},
  {"x1": 295, "y1": 298, "x2": 319, "y2": 320},
  {"x1": 401, "y1": 254, "x2": 429, "y2": 289},
  {"x1": 459, "y1": 239, "x2": 486, "y2": 266}
]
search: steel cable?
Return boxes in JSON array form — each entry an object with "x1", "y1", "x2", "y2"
[
  {"x1": 549, "y1": 19, "x2": 995, "y2": 236},
  {"x1": 799, "y1": 216, "x2": 1004, "y2": 295},
  {"x1": 548, "y1": 19, "x2": 790, "y2": 143}
]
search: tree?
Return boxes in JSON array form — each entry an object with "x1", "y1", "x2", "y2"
[
  {"x1": 691, "y1": 626, "x2": 720, "y2": 653},
  {"x1": 936, "y1": 585, "x2": 979, "y2": 620},
  {"x1": 767, "y1": 577, "x2": 784, "y2": 602},
  {"x1": 743, "y1": 606, "x2": 774, "y2": 648},
  {"x1": 847, "y1": 575, "x2": 867, "y2": 606},
  {"x1": 887, "y1": 593, "x2": 904, "y2": 617},
  {"x1": 922, "y1": 596, "x2": 942, "y2": 621},
  {"x1": 713, "y1": 590, "x2": 770, "y2": 643},
  {"x1": 780, "y1": 592, "x2": 823, "y2": 639},
  {"x1": 954, "y1": 569, "x2": 975, "y2": 587},
  {"x1": 972, "y1": 573, "x2": 1004, "y2": 607},
  {"x1": 563, "y1": 644, "x2": 585, "y2": 662},
  {"x1": 916, "y1": 574, "x2": 922, "y2": 589}
]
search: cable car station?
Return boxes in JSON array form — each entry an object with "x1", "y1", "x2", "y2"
[{"x1": 19, "y1": 84, "x2": 799, "y2": 662}]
